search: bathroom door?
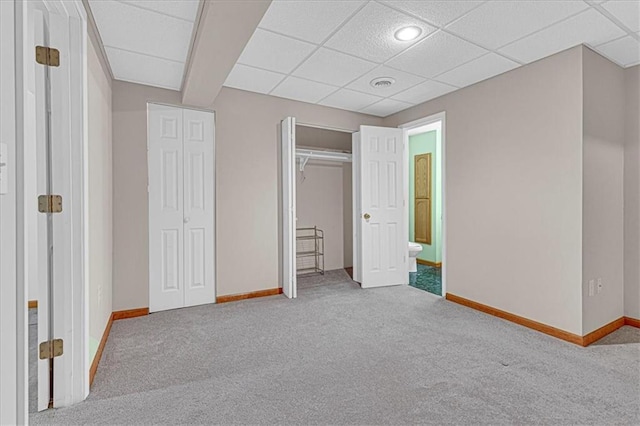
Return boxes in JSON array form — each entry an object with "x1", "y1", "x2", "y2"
[
  {"x1": 354, "y1": 126, "x2": 407, "y2": 288},
  {"x1": 281, "y1": 117, "x2": 297, "y2": 298}
]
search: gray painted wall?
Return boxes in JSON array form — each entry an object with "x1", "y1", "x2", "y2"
[
  {"x1": 624, "y1": 65, "x2": 640, "y2": 320},
  {"x1": 383, "y1": 46, "x2": 585, "y2": 335},
  {"x1": 581, "y1": 47, "x2": 625, "y2": 334},
  {"x1": 87, "y1": 35, "x2": 113, "y2": 363}
]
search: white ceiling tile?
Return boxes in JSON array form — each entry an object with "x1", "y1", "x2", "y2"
[
  {"x1": 324, "y1": 1, "x2": 436, "y2": 63},
  {"x1": 270, "y1": 77, "x2": 338, "y2": 103},
  {"x1": 380, "y1": 0, "x2": 485, "y2": 27},
  {"x1": 318, "y1": 89, "x2": 382, "y2": 111},
  {"x1": 259, "y1": 0, "x2": 366, "y2": 44},
  {"x1": 237, "y1": 29, "x2": 317, "y2": 74},
  {"x1": 346, "y1": 65, "x2": 425, "y2": 97},
  {"x1": 391, "y1": 80, "x2": 457, "y2": 104},
  {"x1": 359, "y1": 98, "x2": 413, "y2": 117},
  {"x1": 292, "y1": 48, "x2": 377, "y2": 87},
  {"x1": 388, "y1": 31, "x2": 487, "y2": 78},
  {"x1": 89, "y1": 0, "x2": 194, "y2": 62},
  {"x1": 105, "y1": 47, "x2": 184, "y2": 90},
  {"x1": 499, "y1": 9, "x2": 626, "y2": 64},
  {"x1": 602, "y1": 0, "x2": 640, "y2": 32},
  {"x1": 436, "y1": 53, "x2": 519, "y2": 88},
  {"x1": 118, "y1": 0, "x2": 200, "y2": 22},
  {"x1": 446, "y1": 1, "x2": 589, "y2": 49},
  {"x1": 223, "y1": 64, "x2": 286, "y2": 94},
  {"x1": 595, "y1": 35, "x2": 640, "y2": 66}
]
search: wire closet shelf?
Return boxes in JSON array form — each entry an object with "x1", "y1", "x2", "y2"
[{"x1": 296, "y1": 226, "x2": 324, "y2": 276}]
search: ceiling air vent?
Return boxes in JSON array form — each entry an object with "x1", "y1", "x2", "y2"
[{"x1": 370, "y1": 77, "x2": 395, "y2": 88}]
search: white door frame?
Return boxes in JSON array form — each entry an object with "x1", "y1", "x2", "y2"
[
  {"x1": 398, "y1": 112, "x2": 447, "y2": 296},
  {"x1": 43, "y1": 0, "x2": 90, "y2": 407},
  {"x1": 1, "y1": 1, "x2": 26, "y2": 423}
]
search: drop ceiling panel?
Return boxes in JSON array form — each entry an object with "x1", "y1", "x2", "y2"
[
  {"x1": 224, "y1": 64, "x2": 286, "y2": 95},
  {"x1": 105, "y1": 47, "x2": 185, "y2": 90},
  {"x1": 319, "y1": 89, "x2": 382, "y2": 111},
  {"x1": 271, "y1": 77, "x2": 338, "y2": 104},
  {"x1": 391, "y1": 80, "x2": 457, "y2": 104},
  {"x1": 360, "y1": 98, "x2": 413, "y2": 117},
  {"x1": 381, "y1": 0, "x2": 485, "y2": 27},
  {"x1": 499, "y1": 9, "x2": 626, "y2": 64},
  {"x1": 388, "y1": 31, "x2": 487, "y2": 78},
  {"x1": 602, "y1": 0, "x2": 640, "y2": 32},
  {"x1": 346, "y1": 65, "x2": 425, "y2": 97},
  {"x1": 446, "y1": 1, "x2": 589, "y2": 49},
  {"x1": 118, "y1": 0, "x2": 200, "y2": 22},
  {"x1": 596, "y1": 36, "x2": 640, "y2": 67},
  {"x1": 258, "y1": 0, "x2": 366, "y2": 44},
  {"x1": 436, "y1": 53, "x2": 519, "y2": 88},
  {"x1": 292, "y1": 48, "x2": 377, "y2": 87},
  {"x1": 324, "y1": 1, "x2": 436, "y2": 63},
  {"x1": 221, "y1": 0, "x2": 640, "y2": 117},
  {"x1": 89, "y1": 0, "x2": 194, "y2": 62},
  {"x1": 237, "y1": 29, "x2": 316, "y2": 74}
]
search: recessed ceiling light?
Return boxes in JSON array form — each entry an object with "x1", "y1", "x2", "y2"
[
  {"x1": 394, "y1": 26, "x2": 422, "y2": 41},
  {"x1": 370, "y1": 77, "x2": 396, "y2": 88}
]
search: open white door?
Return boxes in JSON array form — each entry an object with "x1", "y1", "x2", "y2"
[
  {"x1": 354, "y1": 126, "x2": 407, "y2": 288},
  {"x1": 281, "y1": 117, "x2": 297, "y2": 298}
]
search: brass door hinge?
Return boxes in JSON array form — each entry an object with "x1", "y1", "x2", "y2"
[
  {"x1": 36, "y1": 46, "x2": 60, "y2": 67},
  {"x1": 39, "y1": 339, "x2": 63, "y2": 359},
  {"x1": 38, "y1": 195, "x2": 62, "y2": 213}
]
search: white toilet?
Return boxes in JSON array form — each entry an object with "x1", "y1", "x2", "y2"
[{"x1": 408, "y1": 242, "x2": 423, "y2": 273}]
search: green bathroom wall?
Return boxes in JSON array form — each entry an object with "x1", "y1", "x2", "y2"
[{"x1": 409, "y1": 130, "x2": 442, "y2": 263}]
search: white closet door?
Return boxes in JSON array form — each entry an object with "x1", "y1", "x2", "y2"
[
  {"x1": 281, "y1": 117, "x2": 297, "y2": 298},
  {"x1": 356, "y1": 126, "x2": 407, "y2": 288},
  {"x1": 183, "y1": 108, "x2": 215, "y2": 308},
  {"x1": 148, "y1": 104, "x2": 185, "y2": 312}
]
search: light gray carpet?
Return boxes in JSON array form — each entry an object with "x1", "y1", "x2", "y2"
[{"x1": 32, "y1": 271, "x2": 640, "y2": 425}]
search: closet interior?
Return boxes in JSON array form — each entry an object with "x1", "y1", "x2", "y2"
[{"x1": 295, "y1": 125, "x2": 353, "y2": 281}]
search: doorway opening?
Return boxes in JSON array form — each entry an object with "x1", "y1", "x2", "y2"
[
  {"x1": 294, "y1": 124, "x2": 354, "y2": 292},
  {"x1": 282, "y1": 118, "x2": 408, "y2": 298},
  {"x1": 400, "y1": 113, "x2": 446, "y2": 297}
]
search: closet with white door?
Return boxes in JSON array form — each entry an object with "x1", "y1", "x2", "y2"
[
  {"x1": 147, "y1": 103, "x2": 215, "y2": 313},
  {"x1": 294, "y1": 124, "x2": 354, "y2": 282}
]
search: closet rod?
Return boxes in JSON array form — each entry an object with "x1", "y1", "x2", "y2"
[{"x1": 295, "y1": 148, "x2": 352, "y2": 172}]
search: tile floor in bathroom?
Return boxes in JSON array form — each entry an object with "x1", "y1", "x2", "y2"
[{"x1": 409, "y1": 264, "x2": 442, "y2": 296}]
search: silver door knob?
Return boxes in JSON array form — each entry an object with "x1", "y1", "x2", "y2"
[{"x1": 184, "y1": 217, "x2": 190, "y2": 223}]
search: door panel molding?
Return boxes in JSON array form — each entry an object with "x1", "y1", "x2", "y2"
[
  {"x1": 148, "y1": 103, "x2": 215, "y2": 312},
  {"x1": 356, "y1": 126, "x2": 407, "y2": 288}
]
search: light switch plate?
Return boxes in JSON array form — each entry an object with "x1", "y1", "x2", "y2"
[{"x1": 0, "y1": 143, "x2": 7, "y2": 195}]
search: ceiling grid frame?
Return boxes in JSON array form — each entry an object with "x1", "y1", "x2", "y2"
[{"x1": 88, "y1": 0, "x2": 640, "y2": 116}]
